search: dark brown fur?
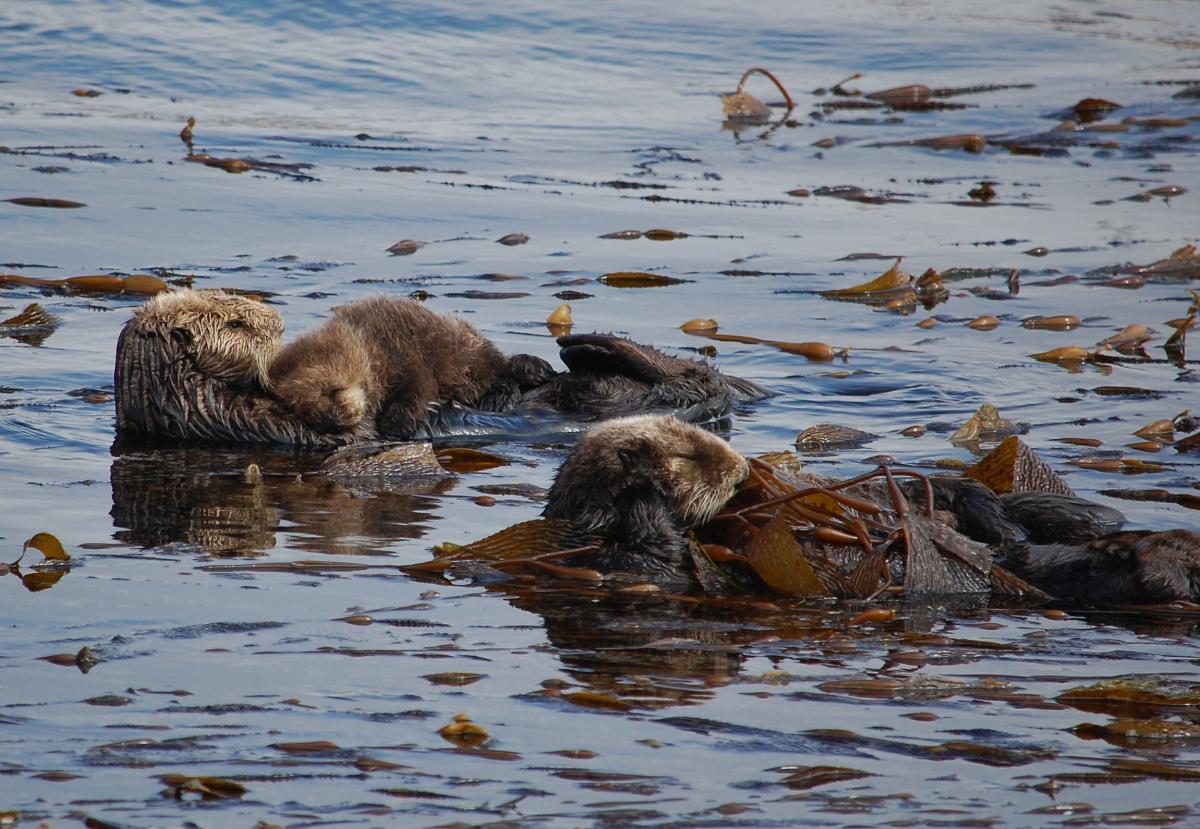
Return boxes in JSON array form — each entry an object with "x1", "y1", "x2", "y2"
[
  {"x1": 524, "y1": 333, "x2": 769, "y2": 422},
  {"x1": 268, "y1": 297, "x2": 554, "y2": 438},
  {"x1": 1010, "y1": 529, "x2": 1200, "y2": 604},
  {"x1": 115, "y1": 293, "x2": 765, "y2": 446},
  {"x1": 543, "y1": 415, "x2": 748, "y2": 583}
]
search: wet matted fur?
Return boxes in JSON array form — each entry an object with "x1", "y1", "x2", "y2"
[
  {"x1": 114, "y1": 289, "x2": 359, "y2": 446},
  {"x1": 543, "y1": 415, "x2": 749, "y2": 581}
]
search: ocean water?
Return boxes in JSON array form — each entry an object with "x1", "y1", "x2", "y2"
[{"x1": 2, "y1": 1, "x2": 1199, "y2": 826}]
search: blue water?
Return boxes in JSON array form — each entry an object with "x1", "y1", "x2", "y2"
[{"x1": 2, "y1": 1, "x2": 1199, "y2": 826}]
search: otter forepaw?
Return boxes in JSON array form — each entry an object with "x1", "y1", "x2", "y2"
[{"x1": 326, "y1": 384, "x2": 369, "y2": 428}]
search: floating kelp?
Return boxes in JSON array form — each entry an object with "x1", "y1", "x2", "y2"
[
  {"x1": 879, "y1": 134, "x2": 987, "y2": 153},
  {"x1": 821, "y1": 259, "x2": 913, "y2": 303},
  {"x1": 965, "y1": 436, "x2": 1073, "y2": 496},
  {"x1": 690, "y1": 330, "x2": 840, "y2": 361},
  {"x1": 386, "y1": 239, "x2": 422, "y2": 255},
  {"x1": 158, "y1": 773, "x2": 247, "y2": 800},
  {"x1": 721, "y1": 67, "x2": 795, "y2": 125},
  {"x1": 950, "y1": 403, "x2": 1026, "y2": 445},
  {"x1": 3, "y1": 196, "x2": 86, "y2": 208},
  {"x1": 0, "y1": 273, "x2": 169, "y2": 295},
  {"x1": 1123, "y1": 244, "x2": 1200, "y2": 280},
  {"x1": 599, "y1": 271, "x2": 689, "y2": 288},
  {"x1": 811, "y1": 185, "x2": 910, "y2": 205},
  {"x1": 185, "y1": 152, "x2": 315, "y2": 181},
  {"x1": 679, "y1": 317, "x2": 718, "y2": 333},
  {"x1": 1023, "y1": 315, "x2": 1080, "y2": 331},
  {"x1": 795, "y1": 424, "x2": 879, "y2": 451},
  {"x1": 546, "y1": 303, "x2": 572, "y2": 329},
  {"x1": 0, "y1": 302, "x2": 59, "y2": 346},
  {"x1": 318, "y1": 442, "x2": 449, "y2": 480}
]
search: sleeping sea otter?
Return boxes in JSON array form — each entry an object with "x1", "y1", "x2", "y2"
[
  {"x1": 268, "y1": 296, "x2": 554, "y2": 436},
  {"x1": 115, "y1": 290, "x2": 767, "y2": 445},
  {"x1": 114, "y1": 289, "x2": 359, "y2": 446},
  {"x1": 538, "y1": 417, "x2": 1200, "y2": 604},
  {"x1": 542, "y1": 415, "x2": 749, "y2": 585}
]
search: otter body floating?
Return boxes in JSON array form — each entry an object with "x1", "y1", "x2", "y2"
[
  {"x1": 115, "y1": 289, "x2": 356, "y2": 447},
  {"x1": 542, "y1": 415, "x2": 749, "y2": 587},
  {"x1": 114, "y1": 291, "x2": 768, "y2": 447},
  {"x1": 269, "y1": 295, "x2": 555, "y2": 437}
]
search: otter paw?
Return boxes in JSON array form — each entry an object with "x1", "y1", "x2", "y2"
[{"x1": 327, "y1": 384, "x2": 369, "y2": 428}]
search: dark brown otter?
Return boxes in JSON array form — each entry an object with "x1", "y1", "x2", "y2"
[
  {"x1": 114, "y1": 289, "x2": 358, "y2": 446},
  {"x1": 268, "y1": 296, "x2": 554, "y2": 437},
  {"x1": 1006, "y1": 529, "x2": 1200, "y2": 605},
  {"x1": 543, "y1": 415, "x2": 749, "y2": 585},
  {"x1": 903, "y1": 477, "x2": 1127, "y2": 547},
  {"x1": 540, "y1": 431, "x2": 1199, "y2": 604},
  {"x1": 525, "y1": 333, "x2": 768, "y2": 423}
]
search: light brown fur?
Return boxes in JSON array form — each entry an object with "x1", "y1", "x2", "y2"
[
  {"x1": 132, "y1": 289, "x2": 283, "y2": 389},
  {"x1": 546, "y1": 415, "x2": 749, "y2": 538},
  {"x1": 115, "y1": 289, "x2": 354, "y2": 446},
  {"x1": 268, "y1": 296, "x2": 517, "y2": 437}
]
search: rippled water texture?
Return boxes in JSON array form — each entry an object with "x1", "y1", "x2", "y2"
[{"x1": 2, "y1": 1, "x2": 1200, "y2": 826}]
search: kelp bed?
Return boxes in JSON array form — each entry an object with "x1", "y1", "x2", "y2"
[{"x1": 405, "y1": 436, "x2": 1086, "y2": 603}]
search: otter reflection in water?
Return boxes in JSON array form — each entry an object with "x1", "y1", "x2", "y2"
[
  {"x1": 110, "y1": 447, "x2": 452, "y2": 557},
  {"x1": 534, "y1": 416, "x2": 1200, "y2": 606},
  {"x1": 114, "y1": 290, "x2": 767, "y2": 447}
]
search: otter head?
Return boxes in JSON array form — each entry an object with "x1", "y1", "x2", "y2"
[
  {"x1": 546, "y1": 415, "x2": 749, "y2": 538},
  {"x1": 621, "y1": 415, "x2": 750, "y2": 526},
  {"x1": 131, "y1": 289, "x2": 284, "y2": 389}
]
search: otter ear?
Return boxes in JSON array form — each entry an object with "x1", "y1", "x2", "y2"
[{"x1": 170, "y1": 327, "x2": 192, "y2": 347}]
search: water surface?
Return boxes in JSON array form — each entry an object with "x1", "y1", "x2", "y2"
[{"x1": 2, "y1": 1, "x2": 1199, "y2": 826}]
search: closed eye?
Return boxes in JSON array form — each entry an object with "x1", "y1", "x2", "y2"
[{"x1": 226, "y1": 319, "x2": 246, "y2": 330}]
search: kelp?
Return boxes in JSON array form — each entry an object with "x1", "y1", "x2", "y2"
[{"x1": 412, "y1": 444, "x2": 1051, "y2": 602}]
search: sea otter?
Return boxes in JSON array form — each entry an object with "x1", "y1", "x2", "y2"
[
  {"x1": 537, "y1": 422, "x2": 1199, "y2": 604},
  {"x1": 268, "y1": 296, "x2": 555, "y2": 437},
  {"x1": 115, "y1": 290, "x2": 767, "y2": 446},
  {"x1": 526, "y1": 333, "x2": 768, "y2": 423},
  {"x1": 114, "y1": 289, "x2": 358, "y2": 446},
  {"x1": 1005, "y1": 529, "x2": 1200, "y2": 605},
  {"x1": 542, "y1": 415, "x2": 749, "y2": 585}
]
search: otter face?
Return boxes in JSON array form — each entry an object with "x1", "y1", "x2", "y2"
[
  {"x1": 585, "y1": 414, "x2": 749, "y2": 526},
  {"x1": 134, "y1": 289, "x2": 284, "y2": 389},
  {"x1": 655, "y1": 418, "x2": 749, "y2": 525},
  {"x1": 267, "y1": 318, "x2": 378, "y2": 432}
]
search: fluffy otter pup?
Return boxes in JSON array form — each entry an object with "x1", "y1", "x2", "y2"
[
  {"x1": 268, "y1": 296, "x2": 554, "y2": 437},
  {"x1": 115, "y1": 289, "x2": 353, "y2": 446},
  {"x1": 543, "y1": 415, "x2": 749, "y2": 583}
]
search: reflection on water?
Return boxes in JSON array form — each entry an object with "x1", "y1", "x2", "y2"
[
  {"x1": 110, "y1": 447, "x2": 452, "y2": 556},
  {"x1": 2, "y1": 0, "x2": 1200, "y2": 824}
]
